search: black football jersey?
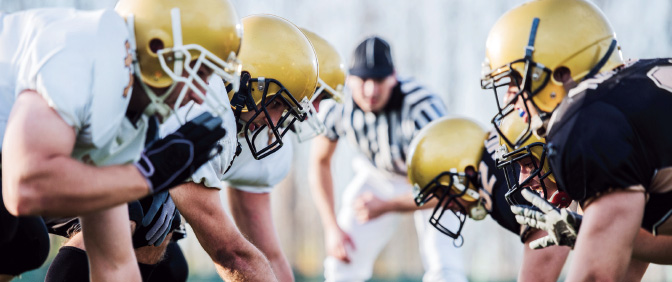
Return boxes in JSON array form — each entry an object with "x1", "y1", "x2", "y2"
[
  {"x1": 480, "y1": 130, "x2": 529, "y2": 241},
  {"x1": 547, "y1": 58, "x2": 672, "y2": 234}
]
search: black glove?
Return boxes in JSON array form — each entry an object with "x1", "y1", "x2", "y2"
[
  {"x1": 134, "y1": 112, "x2": 225, "y2": 193},
  {"x1": 132, "y1": 191, "x2": 178, "y2": 247}
]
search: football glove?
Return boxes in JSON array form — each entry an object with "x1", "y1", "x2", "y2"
[
  {"x1": 510, "y1": 189, "x2": 582, "y2": 249},
  {"x1": 132, "y1": 191, "x2": 177, "y2": 247},
  {"x1": 134, "y1": 112, "x2": 225, "y2": 193}
]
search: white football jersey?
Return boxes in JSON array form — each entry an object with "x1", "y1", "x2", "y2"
[
  {"x1": 0, "y1": 8, "x2": 146, "y2": 166},
  {"x1": 160, "y1": 75, "x2": 293, "y2": 192},
  {"x1": 223, "y1": 132, "x2": 293, "y2": 194},
  {"x1": 159, "y1": 75, "x2": 238, "y2": 189}
]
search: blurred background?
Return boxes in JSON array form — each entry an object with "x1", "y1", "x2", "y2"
[{"x1": 2, "y1": 0, "x2": 672, "y2": 281}]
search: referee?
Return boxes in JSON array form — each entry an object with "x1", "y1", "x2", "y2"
[{"x1": 310, "y1": 36, "x2": 467, "y2": 282}]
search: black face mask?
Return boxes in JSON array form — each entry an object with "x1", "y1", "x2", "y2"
[
  {"x1": 482, "y1": 18, "x2": 618, "y2": 149},
  {"x1": 496, "y1": 142, "x2": 551, "y2": 206},
  {"x1": 413, "y1": 170, "x2": 479, "y2": 247},
  {"x1": 229, "y1": 72, "x2": 307, "y2": 160}
]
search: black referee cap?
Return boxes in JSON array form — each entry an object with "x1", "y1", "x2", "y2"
[{"x1": 349, "y1": 36, "x2": 394, "y2": 79}]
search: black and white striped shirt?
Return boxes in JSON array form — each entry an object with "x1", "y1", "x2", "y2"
[{"x1": 320, "y1": 77, "x2": 446, "y2": 175}]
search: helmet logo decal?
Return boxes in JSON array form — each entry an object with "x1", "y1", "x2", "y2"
[{"x1": 123, "y1": 40, "x2": 134, "y2": 98}]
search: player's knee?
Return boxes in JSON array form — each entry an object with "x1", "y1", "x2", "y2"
[
  {"x1": 0, "y1": 217, "x2": 49, "y2": 275},
  {"x1": 0, "y1": 210, "x2": 18, "y2": 244},
  {"x1": 45, "y1": 246, "x2": 89, "y2": 282}
]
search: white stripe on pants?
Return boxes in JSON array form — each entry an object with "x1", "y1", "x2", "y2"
[{"x1": 324, "y1": 159, "x2": 467, "y2": 282}]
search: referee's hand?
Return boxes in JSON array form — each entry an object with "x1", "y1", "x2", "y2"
[
  {"x1": 354, "y1": 192, "x2": 388, "y2": 223},
  {"x1": 325, "y1": 226, "x2": 356, "y2": 263}
]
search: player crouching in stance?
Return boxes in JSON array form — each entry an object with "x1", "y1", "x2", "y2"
[
  {"x1": 408, "y1": 116, "x2": 570, "y2": 282},
  {"x1": 44, "y1": 14, "x2": 319, "y2": 282},
  {"x1": 481, "y1": 0, "x2": 672, "y2": 280},
  {"x1": 501, "y1": 114, "x2": 672, "y2": 280},
  {"x1": 222, "y1": 27, "x2": 346, "y2": 282},
  {"x1": 0, "y1": 0, "x2": 240, "y2": 280}
]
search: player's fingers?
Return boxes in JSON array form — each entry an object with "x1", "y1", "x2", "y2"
[
  {"x1": 150, "y1": 216, "x2": 173, "y2": 246},
  {"x1": 515, "y1": 215, "x2": 542, "y2": 230},
  {"x1": 521, "y1": 189, "x2": 556, "y2": 213},
  {"x1": 511, "y1": 206, "x2": 546, "y2": 223},
  {"x1": 177, "y1": 112, "x2": 213, "y2": 135},
  {"x1": 146, "y1": 210, "x2": 168, "y2": 241},
  {"x1": 194, "y1": 125, "x2": 226, "y2": 151},
  {"x1": 530, "y1": 236, "x2": 557, "y2": 250},
  {"x1": 143, "y1": 192, "x2": 169, "y2": 226}
]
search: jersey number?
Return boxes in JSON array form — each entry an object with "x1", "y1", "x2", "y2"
[{"x1": 647, "y1": 64, "x2": 672, "y2": 94}]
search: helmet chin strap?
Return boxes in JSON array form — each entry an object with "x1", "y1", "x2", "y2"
[{"x1": 582, "y1": 39, "x2": 618, "y2": 82}]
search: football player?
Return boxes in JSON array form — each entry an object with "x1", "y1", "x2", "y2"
[
  {"x1": 481, "y1": 0, "x2": 672, "y2": 279},
  {"x1": 45, "y1": 14, "x2": 320, "y2": 282},
  {"x1": 310, "y1": 36, "x2": 466, "y2": 282},
  {"x1": 223, "y1": 27, "x2": 346, "y2": 282},
  {"x1": 501, "y1": 113, "x2": 672, "y2": 280},
  {"x1": 408, "y1": 116, "x2": 570, "y2": 282},
  {"x1": 0, "y1": 0, "x2": 237, "y2": 280}
]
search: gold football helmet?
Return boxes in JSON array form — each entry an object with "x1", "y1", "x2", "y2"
[
  {"x1": 407, "y1": 117, "x2": 487, "y2": 244},
  {"x1": 481, "y1": 0, "x2": 624, "y2": 147},
  {"x1": 228, "y1": 14, "x2": 318, "y2": 159},
  {"x1": 495, "y1": 114, "x2": 570, "y2": 208},
  {"x1": 116, "y1": 0, "x2": 242, "y2": 120},
  {"x1": 291, "y1": 28, "x2": 347, "y2": 142}
]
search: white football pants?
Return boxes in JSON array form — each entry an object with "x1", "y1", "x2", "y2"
[{"x1": 324, "y1": 158, "x2": 467, "y2": 282}]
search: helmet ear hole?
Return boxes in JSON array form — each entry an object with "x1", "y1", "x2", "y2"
[
  {"x1": 464, "y1": 166, "x2": 477, "y2": 177},
  {"x1": 552, "y1": 66, "x2": 572, "y2": 84},
  {"x1": 149, "y1": 38, "x2": 164, "y2": 54}
]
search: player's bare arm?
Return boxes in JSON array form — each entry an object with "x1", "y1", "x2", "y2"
[
  {"x1": 518, "y1": 229, "x2": 570, "y2": 282},
  {"x1": 2, "y1": 91, "x2": 149, "y2": 217},
  {"x1": 566, "y1": 189, "x2": 645, "y2": 282},
  {"x1": 170, "y1": 182, "x2": 277, "y2": 282},
  {"x1": 228, "y1": 189, "x2": 293, "y2": 282},
  {"x1": 79, "y1": 206, "x2": 141, "y2": 282}
]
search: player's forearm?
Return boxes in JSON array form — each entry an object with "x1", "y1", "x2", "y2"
[
  {"x1": 172, "y1": 182, "x2": 277, "y2": 282},
  {"x1": 309, "y1": 161, "x2": 339, "y2": 230},
  {"x1": 203, "y1": 228, "x2": 278, "y2": 282},
  {"x1": 3, "y1": 155, "x2": 149, "y2": 217},
  {"x1": 213, "y1": 254, "x2": 278, "y2": 282},
  {"x1": 80, "y1": 205, "x2": 141, "y2": 282},
  {"x1": 228, "y1": 189, "x2": 294, "y2": 282},
  {"x1": 519, "y1": 230, "x2": 569, "y2": 282},
  {"x1": 566, "y1": 190, "x2": 644, "y2": 281},
  {"x1": 632, "y1": 228, "x2": 672, "y2": 264}
]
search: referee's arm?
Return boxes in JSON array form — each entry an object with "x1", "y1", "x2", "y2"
[{"x1": 309, "y1": 135, "x2": 355, "y2": 263}]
